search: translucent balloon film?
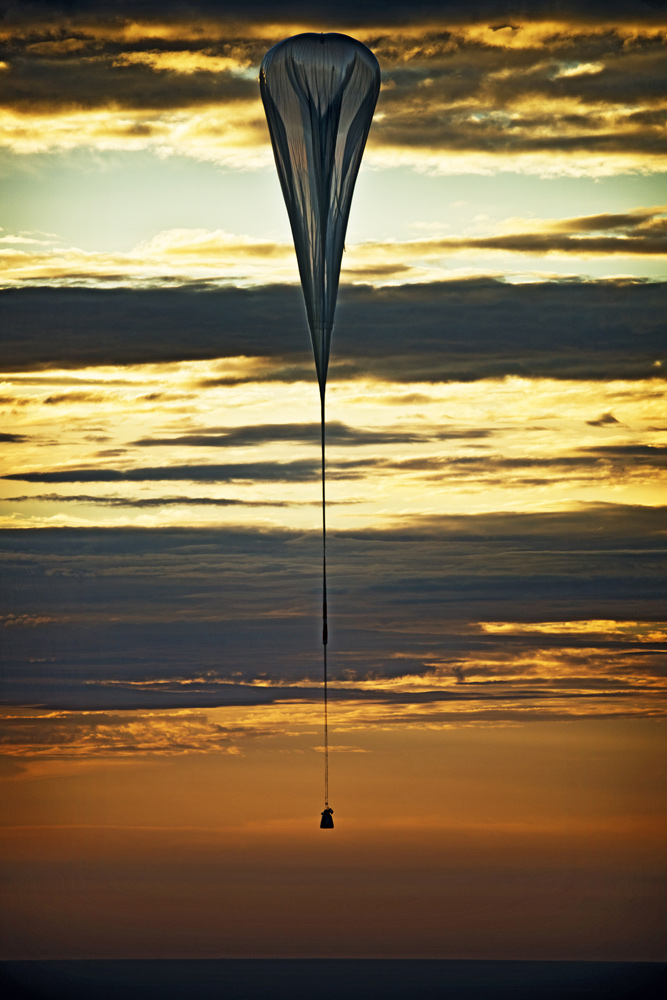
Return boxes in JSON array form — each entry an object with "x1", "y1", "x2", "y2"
[{"x1": 260, "y1": 33, "x2": 380, "y2": 394}]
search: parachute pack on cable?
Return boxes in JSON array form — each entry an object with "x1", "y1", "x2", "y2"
[{"x1": 260, "y1": 33, "x2": 380, "y2": 828}]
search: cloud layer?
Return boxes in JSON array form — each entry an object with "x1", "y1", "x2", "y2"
[
  {"x1": 1, "y1": 209, "x2": 666, "y2": 286},
  {"x1": 1, "y1": 280, "x2": 664, "y2": 381},
  {"x1": 1, "y1": 505, "x2": 665, "y2": 755},
  {"x1": 1, "y1": 3, "x2": 665, "y2": 173}
]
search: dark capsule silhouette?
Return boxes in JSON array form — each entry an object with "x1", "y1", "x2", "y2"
[{"x1": 320, "y1": 807, "x2": 334, "y2": 829}]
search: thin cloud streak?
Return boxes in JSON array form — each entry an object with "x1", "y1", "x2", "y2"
[
  {"x1": 4, "y1": 445, "x2": 667, "y2": 485},
  {"x1": 3, "y1": 493, "x2": 328, "y2": 509},
  {"x1": 129, "y1": 420, "x2": 475, "y2": 449},
  {"x1": 2, "y1": 460, "x2": 323, "y2": 484},
  {"x1": 1, "y1": 210, "x2": 666, "y2": 286}
]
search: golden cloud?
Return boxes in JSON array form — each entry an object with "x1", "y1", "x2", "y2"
[
  {"x1": 0, "y1": 708, "x2": 247, "y2": 756},
  {"x1": 1, "y1": 209, "x2": 665, "y2": 287},
  {"x1": 0, "y1": 18, "x2": 665, "y2": 174},
  {"x1": 479, "y1": 620, "x2": 667, "y2": 641}
]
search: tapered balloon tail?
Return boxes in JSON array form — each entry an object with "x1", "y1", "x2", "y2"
[{"x1": 320, "y1": 807, "x2": 334, "y2": 829}]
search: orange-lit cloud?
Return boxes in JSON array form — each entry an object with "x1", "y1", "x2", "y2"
[
  {"x1": 479, "y1": 619, "x2": 667, "y2": 640},
  {"x1": 0, "y1": 708, "x2": 247, "y2": 756},
  {"x1": 2, "y1": 627, "x2": 666, "y2": 762}
]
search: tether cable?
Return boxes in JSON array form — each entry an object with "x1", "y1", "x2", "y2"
[{"x1": 320, "y1": 390, "x2": 329, "y2": 809}]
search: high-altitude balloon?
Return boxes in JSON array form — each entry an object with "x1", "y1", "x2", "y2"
[
  {"x1": 260, "y1": 32, "x2": 380, "y2": 829},
  {"x1": 260, "y1": 32, "x2": 381, "y2": 395}
]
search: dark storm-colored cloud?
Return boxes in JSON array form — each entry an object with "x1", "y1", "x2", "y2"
[
  {"x1": 586, "y1": 412, "x2": 621, "y2": 427},
  {"x1": 0, "y1": 432, "x2": 28, "y2": 442},
  {"x1": 3, "y1": 493, "x2": 324, "y2": 508},
  {"x1": 0, "y1": 503, "x2": 665, "y2": 715},
  {"x1": 0, "y1": 54, "x2": 257, "y2": 113},
  {"x1": 1, "y1": 280, "x2": 664, "y2": 381},
  {"x1": 2, "y1": 459, "x2": 323, "y2": 483},
  {"x1": 384, "y1": 446, "x2": 667, "y2": 472},
  {"x1": 584, "y1": 444, "x2": 667, "y2": 462},
  {"x1": 132, "y1": 421, "x2": 491, "y2": 449},
  {"x1": 6, "y1": 442, "x2": 666, "y2": 486}
]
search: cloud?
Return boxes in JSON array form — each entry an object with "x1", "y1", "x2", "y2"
[
  {"x1": 367, "y1": 20, "x2": 667, "y2": 174},
  {"x1": 414, "y1": 231, "x2": 666, "y2": 257},
  {"x1": 0, "y1": 228, "x2": 297, "y2": 285},
  {"x1": 583, "y1": 444, "x2": 667, "y2": 463},
  {"x1": 547, "y1": 211, "x2": 662, "y2": 233},
  {"x1": 479, "y1": 619, "x2": 667, "y2": 640},
  {"x1": 385, "y1": 446, "x2": 667, "y2": 474},
  {"x1": 586, "y1": 412, "x2": 621, "y2": 427},
  {"x1": 0, "y1": 708, "x2": 247, "y2": 756},
  {"x1": 1, "y1": 280, "x2": 665, "y2": 382},
  {"x1": 42, "y1": 391, "x2": 108, "y2": 405},
  {"x1": 6, "y1": 442, "x2": 666, "y2": 488},
  {"x1": 0, "y1": 504, "x2": 665, "y2": 726},
  {"x1": 1, "y1": 613, "x2": 63, "y2": 627},
  {"x1": 3, "y1": 493, "x2": 323, "y2": 509},
  {"x1": 348, "y1": 209, "x2": 667, "y2": 271},
  {"x1": 0, "y1": 215, "x2": 665, "y2": 289},
  {"x1": 0, "y1": 7, "x2": 665, "y2": 173},
  {"x1": 3, "y1": 211, "x2": 663, "y2": 291},
  {"x1": 2, "y1": 460, "x2": 324, "y2": 483},
  {"x1": 0, "y1": 431, "x2": 28, "y2": 442},
  {"x1": 131, "y1": 420, "x2": 491, "y2": 449}
]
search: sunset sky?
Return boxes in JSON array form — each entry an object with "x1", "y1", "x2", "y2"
[{"x1": 1, "y1": 0, "x2": 666, "y2": 962}]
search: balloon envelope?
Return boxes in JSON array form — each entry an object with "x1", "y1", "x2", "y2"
[{"x1": 260, "y1": 33, "x2": 380, "y2": 394}]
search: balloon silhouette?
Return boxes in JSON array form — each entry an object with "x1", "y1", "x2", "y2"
[
  {"x1": 260, "y1": 32, "x2": 381, "y2": 395},
  {"x1": 260, "y1": 33, "x2": 380, "y2": 826}
]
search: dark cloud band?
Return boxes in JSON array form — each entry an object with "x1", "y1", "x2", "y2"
[
  {"x1": 1, "y1": 280, "x2": 664, "y2": 381},
  {"x1": 1, "y1": 4, "x2": 665, "y2": 165},
  {"x1": 1, "y1": 505, "x2": 665, "y2": 715}
]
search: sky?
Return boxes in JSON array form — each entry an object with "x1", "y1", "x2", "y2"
[{"x1": 0, "y1": 0, "x2": 666, "y2": 963}]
